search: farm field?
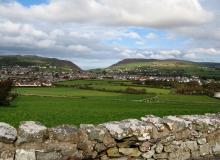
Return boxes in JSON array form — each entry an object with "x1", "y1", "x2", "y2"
[
  {"x1": 0, "y1": 80, "x2": 220, "y2": 127},
  {"x1": 57, "y1": 79, "x2": 171, "y2": 94}
]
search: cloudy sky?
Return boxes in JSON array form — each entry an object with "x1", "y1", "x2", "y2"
[{"x1": 0, "y1": 0, "x2": 220, "y2": 69}]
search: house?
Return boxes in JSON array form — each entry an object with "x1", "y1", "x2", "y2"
[{"x1": 214, "y1": 92, "x2": 220, "y2": 98}]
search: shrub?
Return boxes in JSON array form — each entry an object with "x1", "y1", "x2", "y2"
[
  {"x1": 0, "y1": 79, "x2": 14, "y2": 106},
  {"x1": 124, "y1": 87, "x2": 146, "y2": 94}
]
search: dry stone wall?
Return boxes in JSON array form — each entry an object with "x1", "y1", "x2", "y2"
[{"x1": 1, "y1": 113, "x2": 220, "y2": 160}]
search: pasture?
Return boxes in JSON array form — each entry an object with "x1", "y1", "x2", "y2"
[{"x1": 0, "y1": 79, "x2": 220, "y2": 127}]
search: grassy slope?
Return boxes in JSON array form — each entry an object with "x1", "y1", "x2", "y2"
[
  {"x1": 109, "y1": 60, "x2": 220, "y2": 78},
  {"x1": 0, "y1": 81, "x2": 219, "y2": 127},
  {"x1": 0, "y1": 55, "x2": 81, "y2": 71}
]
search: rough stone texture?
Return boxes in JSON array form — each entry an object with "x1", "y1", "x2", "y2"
[
  {"x1": 155, "y1": 143, "x2": 164, "y2": 153},
  {"x1": 49, "y1": 124, "x2": 78, "y2": 142},
  {"x1": 102, "y1": 119, "x2": 152, "y2": 141},
  {"x1": 1, "y1": 113, "x2": 220, "y2": 159},
  {"x1": 107, "y1": 147, "x2": 120, "y2": 157},
  {"x1": 36, "y1": 150, "x2": 62, "y2": 160},
  {"x1": 0, "y1": 122, "x2": 17, "y2": 144},
  {"x1": 15, "y1": 149, "x2": 36, "y2": 160},
  {"x1": 142, "y1": 149, "x2": 155, "y2": 159},
  {"x1": 0, "y1": 150, "x2": 15, "y2": 160},
  {"x1": 118, "y1": 148, "x2": 141, "y2": 157},
  {"x1": 17, "y1": 121, "x2": 47, "y2": 144},
  {"x1": 139, "y1": 141, "x2": 151, "y2": 152}
]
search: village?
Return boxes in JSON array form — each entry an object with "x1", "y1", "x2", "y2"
[
  {"x1": 0, "y1": 65, "x2": 218, "y2": 87},
  {"x1": 0, "y1": 65, "x2": 91, "y2": 87}
]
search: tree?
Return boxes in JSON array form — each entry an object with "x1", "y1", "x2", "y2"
[{"x1": 0, "y1": 79, "x2": 14, "y2": 106}]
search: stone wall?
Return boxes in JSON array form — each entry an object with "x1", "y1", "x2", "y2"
[{"x1": 1, "y1": 113, "x2": 220, "y2": 160}]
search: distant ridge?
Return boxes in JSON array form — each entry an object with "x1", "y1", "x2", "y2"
[
  {"x1": 0, "y1": 55, "x2": 81, "y2": 71},
  {"x1": 110, "y1": 58, "x2": 220, "y2": 68},
  {"x1": 110, "y1": 58, "x2": 197, "y2": 67},
  {"x1": 109, "y1": 58, "x2": 220, "y2": 79}
]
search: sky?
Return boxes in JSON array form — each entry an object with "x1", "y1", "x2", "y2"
[{"x1": 0, "y1": 0, "x2": 220, "y2": 69}]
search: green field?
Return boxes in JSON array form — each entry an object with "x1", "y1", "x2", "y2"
[
  {"x1": 0, "y1": 80, "x2": 220, "y2": 127},
  {"x1": 57, "y1": 79, "x2": 171, "y2": 94}
]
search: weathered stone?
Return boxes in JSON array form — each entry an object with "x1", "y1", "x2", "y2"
[
  {"x1": 200, "y1": 144, "x2": 211, "y2": 156},
  {"x1": 102, "y1": 133, "x2": 116, "y2": 148},
  {"x1": 155, "y1": 143, "x2": 163, "y2": 153},
  {"x1": 17, "y1": 121, "x2": 47, "y2": 144},
  {"x1": 15, "y1": 149, "x2": 36, "y2": 160},
  {"x1": 49, "y1": 124, "x2": 78, "y2": 142},
  {"x1": 164, "y1": 144, "x2": 179, "y2": 153},
  {"x1": 213, "y1": 143, "x2": 220, "y2": 155},
  {"x1": 207, "y1": 132, "x2": 220, "y2": 146},
  {"x1": 0, "y1": 122, "x2": 17, "y2": 144},
  {"x1": 109, "y1": 158, "x2": 128, "y2": 160},
  {"x1": 180, "y1": 115, "x2": 216, "y2": 132},
  {"x1": 36, "y1": 150, "x2": 62, "y2": 160},
  {"x1": 119, "y1": 148, "x2": 141, "y2": 157},
  {"x1": 168, "y1": 149, "x2": 190, "y2": 160},
  {"x1": 0, "y1": 142, "x2": 3, "y2": 149},
  {"x1": 68, "y1": 150, "x2": 84, "y2": 160},
  {"x1": 197, "y1": 138, "x2": 207, "y2": 145},
  {"x1": 0, "y1": 150, "x2": 15, "y2": 160},
  {"x1": 95, "y1": 143, "x2": 106, "y2": 153},
  {"x1": 79, "y1": 124, "x2": 95, "y2": 130},
  {"x1": 180, "y1": 141, "x2": 198, "y2": 151},
  {"x1": 77, "y1": 129, "x2": 89, "y2": 142},
  {"x1": 77, "y1": 139, "x2": 96, "y2": 158},
  {"x1": 86, "y1": 126, "x2": 106, "y2": 142},
  {"x1": 45, "y1": 142, "x2": 78, "y2": 159},
  {"x1": 174, "y1": 129, "x2": 192, "y2": 140},
  {"x1": 100, "y1": 155, "x2": 109, "y2": 160},
  {"x1": 191, "y1": 151, "x2": 201, "y2": 159},
  {"x1": 153, "y1": 152, "x2": 168, "y2": 159},
  {"x1": 102, "y1": 119, "x2": 152, "y2": 141},
  {"x1": 139, "y1": 141, "x2": 151, "y2": 152},
  {"x1": 165, "y1": 116, "x2": 192, "y2": 131},
  {"x1": 81, "y1": 125, "x2": 116, "y2": 148},
  {"x1": 141, "y1": 149, "x2": 155, "y2": 159},
  {"x1": 107, "y1": 147, "x2": 120, "y2": 157}
]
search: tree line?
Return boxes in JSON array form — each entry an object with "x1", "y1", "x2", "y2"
[{"x1": 135, "y1": 80, "x2": 220, "y2": 96}]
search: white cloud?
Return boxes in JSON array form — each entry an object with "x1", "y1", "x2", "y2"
[
  {"x1": 187, "y1": 48, "x2": 220, "y2": 56},
  {"x1": 145, "y1": 33, "x2": 158, "y2": 40},
  {"x1": 68, "y1": 44, "x2": 92, "y2": 53},
  {"x1": 184, "y1": 53, "x2": 196, "y2": 60},
  {"x1": 0, "y1": 0, "x2": 219, "y2": 69},
  {"x1": 0, "y1": 0, "x2": 213, "y2": 28}
]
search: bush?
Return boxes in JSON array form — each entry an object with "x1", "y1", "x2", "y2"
[
  {"x1": 0, "y1": 79, "x2": 14, "y2": 106},
  {"x1": 124, "y1": 87, "x2": 146, "y2": 94}
]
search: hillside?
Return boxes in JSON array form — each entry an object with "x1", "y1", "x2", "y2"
[
  {"x1": 108, "y1": 59, "x2": 220, "y2": 79},
  {"x1": 0, "y1": 55, "x2": 81, "y2": 71}
]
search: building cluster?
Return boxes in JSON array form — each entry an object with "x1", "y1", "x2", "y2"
[
  {"x1": 97, "y1": 73, "x2": 208, "y2": 85},
  {"x1": 0, "y1": 65, "x2": 90, "y2": 87},
  {"x1": 0, "y1": 65, "x2": 218, "y2": 87}
]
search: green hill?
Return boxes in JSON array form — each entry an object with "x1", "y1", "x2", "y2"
[
  {"x1": 108, "y1": 59, "x2": 220, "y2": 79},
  {"x1": 0, "y1": 55, "x2": 81, "y2": 71}
]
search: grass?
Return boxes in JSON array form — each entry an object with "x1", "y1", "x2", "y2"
[
  {"x1": 0, "y1": 83, "x2": 219, "y2": 127},
  {"x1": 57, "y1": 79, "x2": 171, "y2": 94}
]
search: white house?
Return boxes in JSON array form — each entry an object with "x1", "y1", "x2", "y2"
[{"x1": 214, "y1": 92, "x2": 220, "y2": 98}]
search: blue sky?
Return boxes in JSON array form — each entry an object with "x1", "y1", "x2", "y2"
[
  {"x1": 0, "y1": 0, "x2": 219, "y2": 69},
  {"x1": 17, "y1": 0, "x2": 48, "y2": 6}
]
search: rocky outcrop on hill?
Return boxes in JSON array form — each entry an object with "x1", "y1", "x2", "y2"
[{"x1": 1, "y1": 113, "x2": 220, "y2": 160}]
